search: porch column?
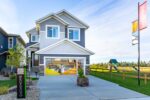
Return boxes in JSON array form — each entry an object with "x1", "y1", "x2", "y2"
[
  {"x1": 31, "y1": 51, "x2": 34, "y2": 68},
  {"x1": 83, "y1": 58, "x2": 86, "y2": 75}
]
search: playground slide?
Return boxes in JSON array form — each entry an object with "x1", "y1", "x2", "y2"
[
  {"x1": 112, "y1": 63, "x2": 118, "y2": 71},
  {"x1": 132, "y1": 66, "x2": 138, "y2": 71}
]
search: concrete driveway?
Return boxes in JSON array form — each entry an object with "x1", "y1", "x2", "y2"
[{"x1": 37, "y1": 75, "x2": 148, "y2": 100}]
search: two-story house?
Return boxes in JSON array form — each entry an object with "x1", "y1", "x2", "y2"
[
  {"x1": 26, "y1": 10, "x2": 94, "y2": 75},
  {"x1": 0, "y1": 27, "x2": 26, "y2": 70}
]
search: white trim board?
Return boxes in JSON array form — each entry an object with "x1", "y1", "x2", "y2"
[
  {"x1": 36, "y1": 14, "x2": 69, "y2": 25},
  {"x1": 26, "y1": 43, "x2": 39, "y2": 49},
  {"x1": 35, "y1": 39, "x2": 94, "y2": 55}
]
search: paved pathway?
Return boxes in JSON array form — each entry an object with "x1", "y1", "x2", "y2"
[{"x1": 37, "y1": 75, "x2": 148, "y2": 100}]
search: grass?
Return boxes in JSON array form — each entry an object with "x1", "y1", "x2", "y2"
[
  {"x1": 90, "y1": 71, "x2": 150, "y2": 96},
  {"x1": 0, "y1": 79, "x2": 16, "y2": 88},
  {"x1": 27, "y1": 77, "x2": 39, "y2": 80}
]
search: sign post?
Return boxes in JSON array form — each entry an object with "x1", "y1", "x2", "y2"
[
  {"x1": 132, "y1": 1, "x2": 147, "y2": 86},
  {"x1": 17, "y1": 67, "x2": 26, "y2": 98}
]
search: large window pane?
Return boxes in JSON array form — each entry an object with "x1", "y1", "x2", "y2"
[
  {"x1": 74, "y1": 30, "x2": 79, "y2": 40},
  {"x1": 47, "y1": 27, "x2": 53, "y2": 37},
  {"x1": 69, "y1": 30, "x2": 73, "y2": 39},
  {"x1": 47, "y1": 26, "x2": 59, "y2": 38},
  {"x1": 53, "y1": 27, "x2": 58, "y2": 37},
  {"x1": 69, "y1": 28, "x2": 80, "y2": 41}
]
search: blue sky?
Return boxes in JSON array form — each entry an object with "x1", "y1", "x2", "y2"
[{"x1": 0, "y1": 0, "x2": 150, "y2": 63}]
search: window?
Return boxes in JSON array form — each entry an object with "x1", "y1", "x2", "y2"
[
  {"x1": 31, "y1": 34, "x2": 39, "y2": 42},
  {"x1": 46, "y1": 25, "x2": 60, "y2": 39},
  {"x1": 68, "y1": 28, "x2": 80, "y2": 41},
  {"x1": 8, "y1": 37, "x2": 13, "y2": 48}
]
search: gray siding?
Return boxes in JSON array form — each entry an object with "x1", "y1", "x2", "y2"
[
  {"x1": 74, "y1": 28, "x2": 85, "y2": 47},
  {"x1": 40, "y1": 18, "x2": 65, "y2": 32},
  {"x1": 39, "y1": 18, "x2": 66, "y2": 49},
  {"x1": 58, "y1": 13, "x2": 85, "y2": 28},
  {"x1": 39, "y1": 54, "x2": 89, "y2": 64},
  {"x1": 28, "y1": 28, "x2": 38, "y2": 43}
]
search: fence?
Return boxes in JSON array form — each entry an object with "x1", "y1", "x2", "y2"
[{"x1": 90, "y1": 67, "x2": 150, "y2": 85}]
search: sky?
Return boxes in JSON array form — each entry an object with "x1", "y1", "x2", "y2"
[{"x1": 0, "y1": 0, "x2": 150, "y2": 63}]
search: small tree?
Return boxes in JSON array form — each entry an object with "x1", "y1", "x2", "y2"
[{"x1": 6, "y1": 44, "x2": 25, "y2": 73}]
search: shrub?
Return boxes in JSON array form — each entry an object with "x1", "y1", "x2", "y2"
[
  {"x1": 0, "y1": 86, "x2": 9, "y2": 95},
  {"x1": 9, "y1": 74, "x2": 16, "y2": 79},
  {"x1": 78, "y1": 68, "x2": 85, "y2": 78}
]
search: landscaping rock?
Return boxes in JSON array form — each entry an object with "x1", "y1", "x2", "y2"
[{"x1": 77, "y1": 77, "x2": 89, "y2": 87}]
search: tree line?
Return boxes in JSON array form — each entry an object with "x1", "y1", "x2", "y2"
[{"x1": 90, "y1": 61, "x2": 150, "y2": 68}]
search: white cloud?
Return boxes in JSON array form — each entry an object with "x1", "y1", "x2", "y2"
[{"x1": 71, "y1": 0, "x2": 150, "y2": 63}]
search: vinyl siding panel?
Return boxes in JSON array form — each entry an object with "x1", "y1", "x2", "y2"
[{"x1": 39, "y1": 18, "x2": 66, "y2": 49}]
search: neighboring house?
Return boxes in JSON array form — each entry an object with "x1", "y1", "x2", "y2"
[
  {"x1": 26, "y1": 10, "x2": 94, "y2": 75},
  {"x1": 0, "y1": 27, "x2": 26, "y2": 70}
]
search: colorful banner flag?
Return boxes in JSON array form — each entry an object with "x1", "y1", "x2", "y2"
[
  {"x1": 132, "y1": 20, "x2": 138, "y2": 33},
  {"x1": 139, "y1": 1, "x2": 147, "y2": 30},
  {"x1": 132, "y1": 39, "x2": 138, "y2": 45},
  {"x1": 132, "y1": 36, "x2": 138, "y2": 45},
  {"x1": 132, "y1": 31, "x2": 138, "y2": 37}
]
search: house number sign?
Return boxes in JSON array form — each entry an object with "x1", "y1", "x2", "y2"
[{"x1": 17, "y1": 68, "x2": 26, "y2": 98}]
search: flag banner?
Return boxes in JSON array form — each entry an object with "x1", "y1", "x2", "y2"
[
  {"x1": 132, "y1": 36, "x2": 138, "y2": 40},
  {"x1": 132, "y1": 39, "x2": 138, "y2": 45},
  {"x1": 132, "y1": 20, "x2": 138, "y2": 33},
  {"x1": 132, "y1": 31, "x2": 138, "y2": 37},
  {"x1": 132, "y1": 36, "x2": 138, "y2": 45},
  {"x1": 139, "y1": 1, "x2": 147, "y2": 30}
]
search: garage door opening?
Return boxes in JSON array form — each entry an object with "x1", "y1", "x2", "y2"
[{"x1": 44, "y1": 58, "x2": 85, "y2": 75}]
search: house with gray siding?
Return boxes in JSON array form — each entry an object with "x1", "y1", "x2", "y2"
[
  {"x1": 0, "y1": 27, "x2": 25, "y2": 70},
  {"x1": 26, "y1": 10, "x2": 94, "y2": 75}
]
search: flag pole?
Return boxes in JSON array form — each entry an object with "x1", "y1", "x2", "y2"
[{"x1": 137, "y1": 2, "x2": 140, "y2": 86}]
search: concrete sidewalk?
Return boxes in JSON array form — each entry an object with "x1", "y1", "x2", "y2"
[{"x1": 37, "y1": 75, "x2": 148, "y2": 100}]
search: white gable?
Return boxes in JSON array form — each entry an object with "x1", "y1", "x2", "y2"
[{"x1": 36, "y1": 39, "x2": 94, "y2": 55}]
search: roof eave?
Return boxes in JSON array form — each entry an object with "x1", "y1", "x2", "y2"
[
  {"x1": 35, "y1": 39, "x2": 94, "y2": 55},
  {"x1": 56, "y1": 10, "x2": 89, "y2": 29},
  {"x1": 36, "y1": 14, "x2": 69, "y2": 26}
]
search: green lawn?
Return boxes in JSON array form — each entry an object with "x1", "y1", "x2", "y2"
[
  {"x1": 0, "y1": 79, "x2": 16, "y2": 88},
  {"x1": 90, "y1": 71, "x2": 150, "y2": 95},
  {"x1": 27, "y1": 77, "x2": 39, "y2": 80}
]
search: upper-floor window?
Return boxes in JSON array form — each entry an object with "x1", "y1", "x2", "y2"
[
  {"x1": 68, "y1": 28, "x2": 80, "y2": 41},
  {"x1": 46, "y1": 25, "x2": 60, "y2": 39},
  {"x1": 31, "y1": 34, "x2": 39, "y2": 42},
  {"x1": 8, "y1": 37, "x2": 13, "y2": 48}
]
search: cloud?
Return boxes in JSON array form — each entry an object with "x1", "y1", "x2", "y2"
[{"x1": 71, "y1": 0, "x2": 150, "y2": 63}]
